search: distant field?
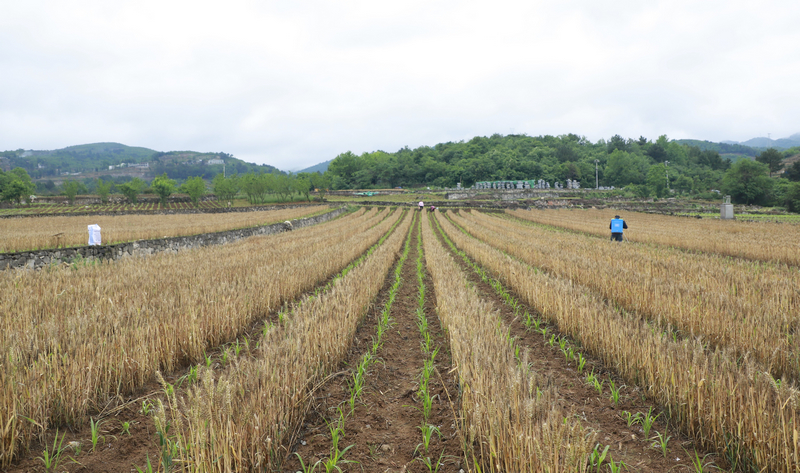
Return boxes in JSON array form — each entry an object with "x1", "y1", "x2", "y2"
[
  {"x1": 0, "y1": 196, "x2": 322, "y2": 216},
  {"x1": 507, "y1": 208, "x2": 800, "y2": 265},
  {"x1": 0, "y1": 201, "x2": 225, "y2": 216},
  {"x1": 326, "y1": 192, "x2": 445, "y2": 203},
  {"x1": 678, "y1": 212, "x2": 800, "y2": 223},
  {"x1": 0, "y1": 205, "x2": 330, "y2": 253}
]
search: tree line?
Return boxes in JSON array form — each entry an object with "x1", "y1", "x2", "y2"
[
  {"x1": 0, "y1": 170, "x2": 330, "y2": 206},
  {"x1": 325, "y1": 133, "x2": 800, "y2": 211}
]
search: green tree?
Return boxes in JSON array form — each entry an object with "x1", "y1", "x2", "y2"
[
  {"x1": 785, "y1": 182, "x2": 800, "y2": 213},
  {"x1": 722, "y1": 159, "x2": 773, "y2": 205},
  {"x1": 646, "y1": 163, "x2": 668, "y2": 197},
  {"x1": 151, "y1": 173, "x2": 177, "y2": 205},
  {"x1": 294, "y1": 174, "x2": 311, "y2": 201},
  {"x1": 274, "y1": 174, "x2": 293, "y2": 202},
  {"x1": 62, "y1": 180, "x2": 82, "y2": 204},
  {"x1": 95, "y1": 178, "x2": 112, "y2": 204},
  {"x1": 212, "y1": 174, "x2": 240, "y2": 202},
  {"x1": 0, "y1": 167, "x2": 36, "y2": 204},
  {"x1": 180, "y1": 176, "x2": 207, "y2": 205},
  {"x1": 241, "y1": 172, "x2": 271, "y2": 204},
  {"x1": 118, "y1": 178, "x2": 145, "y2": 204},
  {"x1": 311, "y1": 173, "x2": 331, "y2": 201},
  {"x1": 783, "y1": 161, "x2": 800, "y2": 181},
  {"x1": 604, "y1": 150, "x2": 647, "y2": 187},
  {"x1": 674, "y1": 175, "x2": 693, "y2": 193},
  {"x1": 756, "y1": 148, "x2": 784, "y2": 177}
]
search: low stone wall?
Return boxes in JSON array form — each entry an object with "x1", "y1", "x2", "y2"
[{"x1": 0, "y1": 206, "x2": 348, "y2": 271}]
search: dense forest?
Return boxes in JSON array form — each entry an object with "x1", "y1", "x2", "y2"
[
  {"x1": 328, "y1": 134, "x2": 731, "y2": 191},
  {"x1": 326, "y1": 133, "x2": 800, "y2": 209}
]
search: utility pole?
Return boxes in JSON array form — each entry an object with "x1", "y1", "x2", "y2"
[
  {"x1": 594, "y1": 159, "x2": 599, "y2": 189},
  {"x1": 664, "y1": 161, "x2": 670, "y2": 190}
]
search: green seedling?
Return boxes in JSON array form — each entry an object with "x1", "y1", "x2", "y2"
[
  {"x1": 641, "y1": 407, "x2": 660, "y2": 438},
  {"x1": 417, "y1": 449, "x2": 447, "y2": 473},
  {"x1": 607, "y1": 456, "x2": 627, "y2": 473},
  {"x1": 121, "y1": 420, "x2": 132, "y2": 436},
  {"x1": 586, "y1": 370, "x2": 604, "y2": 394},
  {"x1": 620, "y1": 410, "x2": 642, "y2": 427},
  {"x1": 588, "y1": 443, "x2": 610, "y2": 472},
  {"x1": 608, "y1": 380, "x2": 625, "y2": 406},
  {"x1": 294, "y1": 452, "x2": 320, "y2": 473},
  {"x1": 576, "y1": 352, "x2": 587, "y2": 372},
  {"x1": 651, "y1": 431, "x2": 671, "y2": 457},
  {"x1": 687, "y1": 449, "x2": 718, "y2": 473},
  {"x1": 320, "y1": 412, "x2": 357, "y2": 473},
  {"x1": 141, "y1": 400, "x2": 154, "y2": 416},
  {"x1": 548, "y1": 334, "x2": 557, "y2": 347},
  {"x1": 89, "y1": 418, "x2": 105, "y2": 452},
  {"x1": 39, "y1": 429, "x2": 67, "y2": 472},
  {"x1": 415, "y1": 424, "x2": 442, "y2": 455},
  {"x1": 135, "y1": 455, "x2": 156, "y2": 473}
]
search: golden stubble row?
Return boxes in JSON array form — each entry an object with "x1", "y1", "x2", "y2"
[
  {"x1": 161, "y1": 210, "x2": 413, "y2": 472},
  {"x1": 0, "y1": 207, "x2": 393, "y2": 466},
  {"x1": 508, "y1": 208, "x2": 800, "y2": 266},
  {"x1": 462, "y1": 210, "x2": 800, "y2": 382},
  {"x1": 0, "y1": 205, "x2": 329, "y2": 253},
  {"x1": 422, "y1": 215, "x2": 593, "y2": 473},
  {"x1": 436, "y1": 212, "x2": 800, "y2": 472}
]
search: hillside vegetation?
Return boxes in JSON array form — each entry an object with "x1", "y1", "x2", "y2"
[{"x1": 0, "y1": 143, "x2": 281, "y2": 180}]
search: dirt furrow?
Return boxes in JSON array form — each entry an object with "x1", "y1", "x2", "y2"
[{"x1": 287, "y1": 212, "x2": 463, "y2": 473}]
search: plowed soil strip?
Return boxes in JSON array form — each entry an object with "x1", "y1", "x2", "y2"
[
  {"x1": 432, "y1": 212, "x2": 710, "y2": 472},
  {"x1": 287, "y1": 212, "x2": 463, "y2": 472}
]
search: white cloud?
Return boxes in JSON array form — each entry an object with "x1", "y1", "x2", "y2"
[{"x1": 1, "y1": 0, "x2": 799, "y2": 170}]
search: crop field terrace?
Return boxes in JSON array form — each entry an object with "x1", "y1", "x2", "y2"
[
  {"x1": 0, "y1": 205, "x2": 329, "y2": 253},
  {"x1": 1, "y1": 204, "x2": 794, "y2": 472},
  {"x1": 0, "y1": 201, "x2": 228, "y2": 216}
]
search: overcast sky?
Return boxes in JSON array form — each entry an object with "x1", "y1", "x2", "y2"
[{"x1": 1, "y1": 1, "x2": 799, "y2": 170}]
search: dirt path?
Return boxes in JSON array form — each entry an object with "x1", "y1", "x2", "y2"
[
  {"x1": 431, "y1": 212, "x2": 718, "y2": 472},
  {"x1": 287, "y1": 212, "x2": 463, "y2": 472}
]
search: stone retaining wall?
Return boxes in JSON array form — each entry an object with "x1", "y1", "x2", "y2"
[{"x1": 0, "y1": 206, "x2": 348, "y2": 271}]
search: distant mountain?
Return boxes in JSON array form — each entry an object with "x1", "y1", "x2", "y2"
[
  {"x1": 1, "y1": 142, "x2": 282, "y2": 181},
  {"x1": 296, "y1": 159, "x2": 332, "y2": 174},
  {"x1": 722, "y1": 133, "x2": 800, "y2": 150},
  {"x1": 672, "y1": 139, "x2": 760, "y2": 157}
]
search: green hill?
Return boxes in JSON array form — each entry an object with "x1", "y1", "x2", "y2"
[{"x1": 0, "y1": 143, "x2": 282, "y2": 181}]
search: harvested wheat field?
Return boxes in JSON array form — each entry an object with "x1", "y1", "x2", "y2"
[
  {"x1": 4, "y1": 205, "x2": 794, "y2": 472},
  {"x1": 0, "y1": 204, "x2": 329, "y2": 253}
]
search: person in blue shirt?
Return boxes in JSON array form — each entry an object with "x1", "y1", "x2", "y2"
[{"x1": 609, "y1": 215, "x2": 628, "y2": 242}]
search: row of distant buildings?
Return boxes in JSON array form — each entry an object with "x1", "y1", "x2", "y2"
[{"x1": 108, "y1": 162, "x2": 150, "y2": 170}]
